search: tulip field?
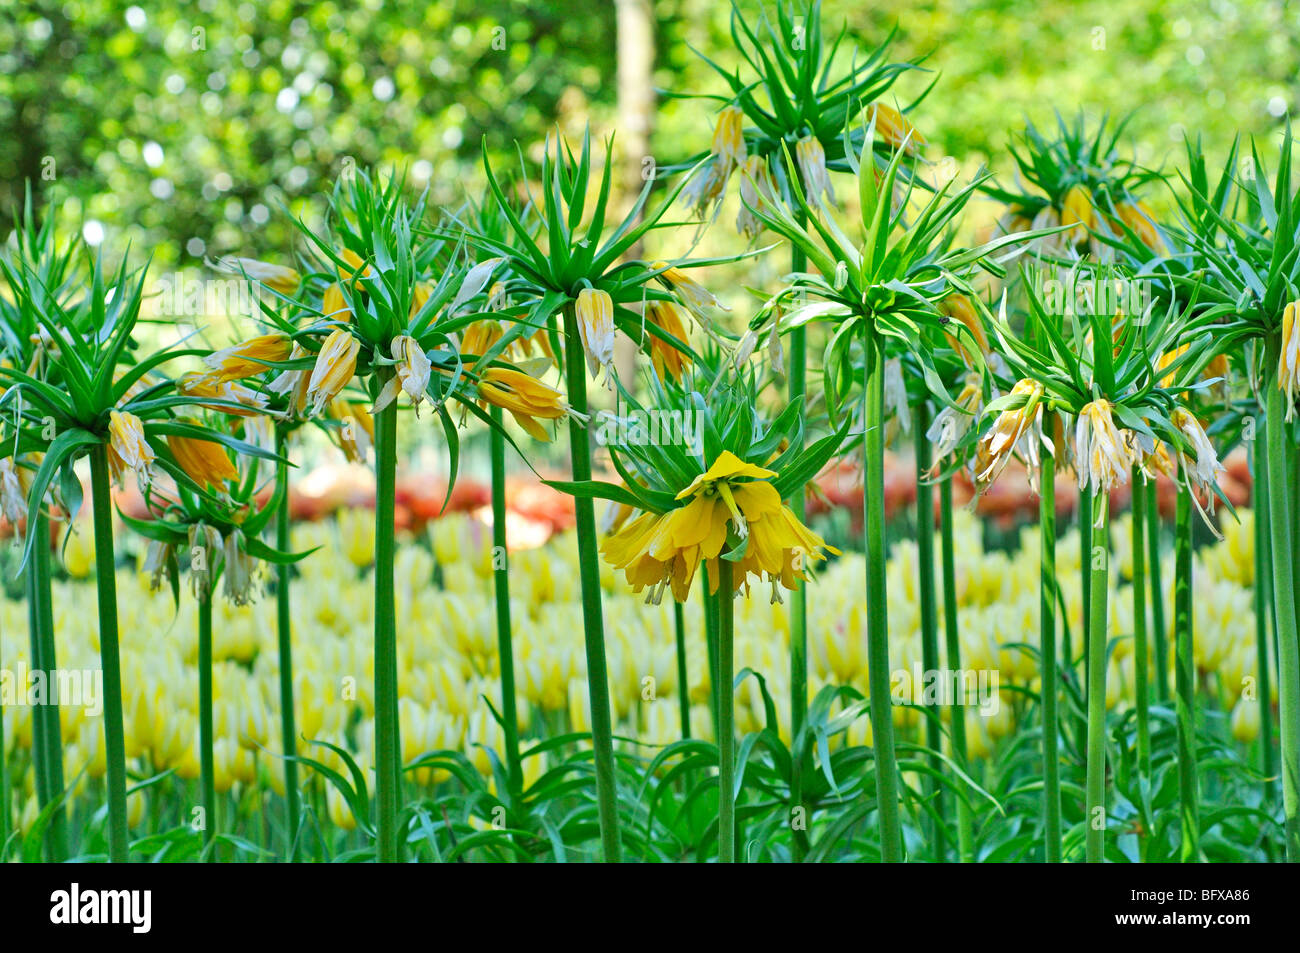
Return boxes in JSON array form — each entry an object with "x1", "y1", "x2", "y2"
[{"x1": 0, "y1": 1, "x2": 1297, "y2": 866}]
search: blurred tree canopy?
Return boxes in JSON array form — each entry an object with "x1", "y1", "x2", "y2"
[{"x1": 2, "y1": 0, "x2": 1296, "y2": 265}]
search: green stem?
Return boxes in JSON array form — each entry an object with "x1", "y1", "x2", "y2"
[
  {"x1": 1252, "y1": 419, "x2": 1276, "y2": 792},
  {"x1": 373, "y1": 382, "x2": 402, "y2": 862},
  {"x1": 716, "y1": 559, "x2": 736, "y2": 863},
  {"x1": 0, "y1": 593, "x2": 9, "y2": 852},
  {"x1": 562, "y1": 302, "x2": 621, "y2": 862},
  {"x1": 1039, "y1": 413, "x2": 1062, "y2": 862},
  {"x1": 1078, "y1": 488, "x2": 1093, "y2": 749},
  {"x1": 1174, "y1": 485, "x2": 1200, "y2": 862},
  {"x1": 863, "y1": 323, "x2": 902, "y2": 862},
  {"x1": 673, "y1": 601, "x2": 691, "y2": 740},
  {"x1": 88, "y1": 442, "x2": 129, "y2": 862},
  {"x1": 913, "y1": 401, "x2": 944, "y2": 857},
  {"x1": 1131, "y1": 469, "x2": 1151, "y2": 779},
  {"x1": 25, "y1": 555, "x2": 50, "y2": 818},
  {"x1": 34, "y1": 512, "x2": 66, "y2": 860},
  {"x1": 1265, "y1": 373, "x2": 1300, "y2": 861},
  {"x1": 1292, "y1": 447, "x2": 1300, "y2": 623},
  {"x1": 198, "y1": 588, "x2": 216, "y2": 858},
  {"x1": 274, "y1": 426, "x2": 300, "y2": 858},
  {"x1": 489, "y1": 410, "x2": 523, "y2": 795},
  {"x1": 939, "y1": 477, "x2": 974, "y2": 862},
  {"x1": 702, "y1": 566, "x2": 720, "y2": 738},
  {"x1": 1146, "y1": 480, "x2": 1168, "y2": 703},
  {"x1": 788, "y1": 211, "x2": 809, "y2": 865},
  {"x1": 1081, "y1": 492, "x2": 1092, "y2": 676},
  {"x1": 1084, "y1": 488, "x2": 1109, "y2": 863}
]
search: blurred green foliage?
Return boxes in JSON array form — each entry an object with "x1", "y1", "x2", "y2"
[{"x1": 2, "y1": 0, "x2": 1296, "y2": 265}]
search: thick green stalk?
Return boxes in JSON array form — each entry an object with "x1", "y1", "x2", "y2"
[
  {"x1": 88, "y1": 442, "x2": 128, "y2": 862},
  {"x1": 0, "y1": 649, "x2": 7, "y2": 852},
  {"x1": 274, "y1": 426, "x2": 300, "y2": 857},
  {"x1": 198, "y1": 589, "x2": 216, "y2": 858},
  {"x1": 1080, "y1": 493, "x2": 1092, "y2": 678},
  {"x1": 1131, "y1": 470, "x2": 1151, "y2": 779},
  {"x1": 1039, "y1": 415, "x2": 1062, "y2": 862},
  {"x1": 25, "y1": 558, "x2": 50, "y2": 820},
  {"x1": 562, "y1": 303, "x2": 622, "y2": 862},
  {"x1": 1252, "y1": 421, "x2": 1276, "y2": 789},
  {"x1": 489, "y1": 410, "x2": 523, "y2": 794},
  {"x1": 702, "y1": 566, "x2": 720, "y2": 737},
  {"x1": 939, "y1": 477, "x2": 974, "y2": 862},
  {"x1": 373, "y1": 382, "x2": 402, "y2": 862},
  {"x1": 863, "y1": 323, "x2": 902, "y2": 862},
  {"x1": 1077, "y1": 488, "x2": 1094, "y2": 749},
  {"x1": 1292, "y1": 447, "x2": 1300, "y2": 615},
  {"x1": 32, "y1": 512, "x2": 67, "y2": 860},
  {"x1": 1084, "y1": 489, "x2": 1109, "y2": 863},
  {"x1": 913, "y1": 401, "x2": 944, "y2": 857},
  {"x1": 673, "y1": 601, "x2": 691, "y2": 739},
  {"x1": 716, "y1": 560, "x2": 736, "y2": 863},
  {"x1": 788, "y1": 213, "x2": 809, "y2": 864},
  {"x1": 1173, "y1": 485, "x2": 1200, "y2": 862},
  {"x1": 1265, "y1": 375, "x2": 1300, "y2": 861},
  {"x1": 1146, "y1": 480, "x2": 1168, "y2": 703}
]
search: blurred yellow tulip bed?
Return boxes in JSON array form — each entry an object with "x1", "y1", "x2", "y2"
[{"x1": 0, "y1": 501, "x2": 1268, "y2": 861}]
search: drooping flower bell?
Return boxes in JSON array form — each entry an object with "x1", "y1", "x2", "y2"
[
  {"x1": 0, "y1": 457, "x2": 29, "y2": 527},
  {"x1": 795, "y1": 135, "x2": 836, "y2": 210},
  {"x1": 209, "y1": 257, "x2": 302, "y2": 295},
  {"x1": 736, "y1": 155, "x2": 778, "y2": 240},
  {"x1": 644, "y1": 300, "x2": 692, "y2": 382},
  {"x1": 926, "y1": 371, "x2": 984, "y2": 473},
  {"x1": 600, "y1": 450, "x2": 837, "y2": 604},
  {"x1": 1113, "y1": 199, "x2": 1163, "y2": 252},
  {"x1": 973, "y1": 378, "x2": 1044, "y2": 493},
  {"x1": 203, "y1": 334, "x2": 293, "y2": 383},
  {"x1": 867, "y1": 102, "x2": 926, "y2": 156},
  {"x1": 372, "y1": 335, "x2": 432, "y2": 415},
  {"x1": 1074, "y1": 398, "x2": 1135, "y2": 494},
  {"x1": 178, "y1": 373, "x2": 268, "y2": 417},
  {"x1": 141, "y1": 538, "x2": 175, "y2": 593},
  {"x1": 575, "y1": 288, "x2": 616, "y2": 388},
  {"x1": 168, "y1": 428, "x2": 239, "y2": 492},
  {"x1": 476, "y1": 366, "x2": 575, "y2": 442},
  {"x1": 1170, "y1": 406, "x2": 1225, "y2": 500},
  {"x1": 651, "y1": 261, "x2": 729, "y2": 323},
  {"x1": 305, "y1": 329, "x2": 361, "y2": 417},
  {"x1": 451, "y1": 257, "x2": 506, "y2": 314},
  {"x1": 106, "y1": 409, "x2": 156, "y2": 485},
  {"x1": 222, "y1": 531, "x2": 259, "y2": 606},
  {"x1": 1278, "y1": 300, "x2": 1300, "y2": 421},
  {"x1": 1060, "y1": 184, "x2": 1095, "y2": 231},
  {"x1": 682, "y1": 105, "x2": 748, "y2": 216}
]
